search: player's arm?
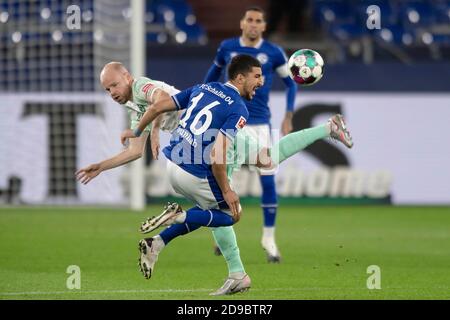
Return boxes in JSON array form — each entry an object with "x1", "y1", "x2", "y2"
[
  {"x1": 275, "y1": 49, "x2": 297, "y2": 136},
  {"x1": 76, "y1": 131, "x2": 149, "y2": 184},
  {"x1": 120, "y1": 92, "x2": 175, "y2": 145},
  {"x1": 120, "y1": 86, "x2": 193, "y2": 145},
  {"x1": 204, "y1": 43, "x2": 226, "y2": 82},
  {"x1": 204, "y1": 63, "x2": 223, "y2": 83},
  {"x1": 280, "y1": 76, "x2": 296, "y2": 135},
  {"x1": 210, "y1": 132, "x2": 241, "y2": 222},
  {"x1": 148, "y1": 88, "x2": 171, "y2": 160},
  {"x1": 150, "y1": 113, "x2": 163, "y2": 160},
  {"x1": 137, "y1": 89, "x2": 175, "y2": 133}
]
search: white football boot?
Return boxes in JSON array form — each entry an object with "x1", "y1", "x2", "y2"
[
  {"x1": 261, "y1": 236, "x2": 281, "y2": 263},
  {"x1": 328, "y1": 114, "x2": 353, "y2": 148},
  {"x1": 209, "y1": 274, "x2": 251, "y2": 296},
  {"x1": 140, "y1": 202, "x2": 184, "y2": 234},
  {"x1": 138, "y1": 237, "x2": 164, "y2": 279}
]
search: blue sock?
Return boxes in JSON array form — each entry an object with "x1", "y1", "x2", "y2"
[
  {"x1": 185, "y1": 206, "x2": 234, "y2": 227},
  {"x1": 159, "y1": 222, "x2": 201, "y2": 245},
  {"x1": 260, "y1": 175, "x2": 278, "y2": 227}
]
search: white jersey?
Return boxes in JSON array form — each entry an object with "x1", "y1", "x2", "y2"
[{"x1": 123, "y1": 77, "x2": 180, "y2": 132}]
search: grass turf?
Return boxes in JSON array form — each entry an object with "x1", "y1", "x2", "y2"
[{"x1": 0, "y1": 205, "x2": 449, "y2": 300}]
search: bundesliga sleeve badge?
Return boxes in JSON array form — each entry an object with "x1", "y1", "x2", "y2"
[{"x1": 235, "y1": 116, "x2": 247, "y2": 129}]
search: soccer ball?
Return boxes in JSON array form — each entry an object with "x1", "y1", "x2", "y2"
[{"x1": 287, "y1": 49, "x2": 324, "y2": 86}]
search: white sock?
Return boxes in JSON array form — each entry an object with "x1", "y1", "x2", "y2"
[
  {"x1": 152, "y1": 235, "x2": 166, "y2": 251},
  {"x1": 174, "y1": 210, "x2": 187, "y2": 224},
  {"x1": 263, "y1": 227, "x2": 275, "y2": 240}
]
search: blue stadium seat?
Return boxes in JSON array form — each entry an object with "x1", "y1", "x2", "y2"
[
  {"x1": 313, "y1": 0, "x2": 354, "y2": 26},
  {"x1": 146, "y1": 0, "x2": 207, "y2": 44},
  {"x1": 400, "y1": 1, "x2": 435, "y2": 29},
  {"x1": 373, "y1": 24, "x2": 414, "y2": 46},
  {"x1": 429, "y1": 34, "x2": 450, "y2": 45},
  {"x1": 329, "y1": 23, "x2": 366, "y2": 41},
  {"x1": 432, "y1": 1, "x2": 450, "y2": 24}
]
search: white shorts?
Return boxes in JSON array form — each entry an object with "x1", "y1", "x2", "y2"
[
  {"x1": 242, "y1": 124, "x2": 278, "y2": 175},
  {"x1": 167, "y1": 160, "x2": 232, "y2": 215}
]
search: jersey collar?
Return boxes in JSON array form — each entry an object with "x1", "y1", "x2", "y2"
[
  {"x1": 239, "y1": 36, "x2": 264, "y2": 49},
  {"x1": 224, "y1": 82, "x2": 240, "y2": 94}
]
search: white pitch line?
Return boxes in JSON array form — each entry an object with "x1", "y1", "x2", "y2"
[
  {"x1": 1, "y1": 287, "x2": 449, "y2": 297},
  {"x1": 0, "y1": 288, "x2": 212, "y2": 296}
]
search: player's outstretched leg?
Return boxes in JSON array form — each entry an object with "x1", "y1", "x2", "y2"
[
  {"x1": 270, "y1": 113, "x2": 353, "y2": 165},
  {"x1": 138, "y1": 236, "x2": 165, "y2": 279}
]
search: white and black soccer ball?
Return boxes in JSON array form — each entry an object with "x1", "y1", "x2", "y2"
[{"x1": 287, "y1": 49, "x2": 324, "y2": 86}]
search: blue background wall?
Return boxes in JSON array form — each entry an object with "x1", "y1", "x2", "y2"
[{"x1": 146, "y1": 45, "x2": 450, "y2": 92}]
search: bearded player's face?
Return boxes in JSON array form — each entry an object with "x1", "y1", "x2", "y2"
[
  {"x1": 101, "y1": 71, "x2": 132, "y2": 104},
  {"x1": 242, "y1": 66, "x2": 263, "y2": 100}
]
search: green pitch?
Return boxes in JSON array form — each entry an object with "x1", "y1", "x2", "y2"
[{"x1": 1, "y1": 205, "x2": 449, "y2": 300}]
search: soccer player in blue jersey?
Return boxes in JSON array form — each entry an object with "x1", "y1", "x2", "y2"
[
  {"x1": 204, "y1": 6, "x2": 297, "y2": 262},
  {"x1": 121, "y1": 54, "x2": 263, "y2": 295}
]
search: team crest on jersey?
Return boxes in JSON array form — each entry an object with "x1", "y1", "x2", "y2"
[
  {"x1": 235, "y1": 116, "x2": 247, "y2": 129},
  {"x1": 256, "y1": 53, "x2": 268, "y2": 64}
]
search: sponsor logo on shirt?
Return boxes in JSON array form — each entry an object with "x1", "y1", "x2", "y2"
[{"x1": 142, "y1": 83, "x2": 153, "y2": 94}]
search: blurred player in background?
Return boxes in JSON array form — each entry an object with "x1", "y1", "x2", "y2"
[{"x1": 204, "y1": 6, "x2": 297, "y2": 262}]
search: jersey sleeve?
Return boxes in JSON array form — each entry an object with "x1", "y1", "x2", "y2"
[
  {"x1": 219, "y1": 103, "x2": 249, "y2": 141},
  {"x1": 213, "y1": 41, "x2": 227, "y2": 67},
  {"x1": 172, "y1": 86, "x2": 195, "y2": 110},
  {"x1": 132, "y1": 77, "x2": 159, "y2": 103},
  {"x1": 273, "y1": 45, "x2": 290, "y2": 78}
]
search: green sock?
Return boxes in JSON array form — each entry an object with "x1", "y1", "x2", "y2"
[
  {"x1": 271, "y1": 124, "x2": 330, "y2": 165},
  {"x1": 211, "y1": 226, "x2": 246, "y2": 275}
]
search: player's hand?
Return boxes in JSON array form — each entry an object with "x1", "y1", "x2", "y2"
[
  {"x1": 150, "y1": 131, "x2": 160, "y2": 160},
  {"x1": 75, "y1": 163, "x2": 102, "y2": 185},
  {"x1": 223, "y1": 189, "x2": 241, "y2": 223},
  {"x1": 120, "y1": 129, "x2": 136, "y2": 146},
  {"x1": 256, "y1": 147, "x2": 273, "y2": 169},
  {"x1": 281, "y1": 114, "x2": 293, "y2": 136}
]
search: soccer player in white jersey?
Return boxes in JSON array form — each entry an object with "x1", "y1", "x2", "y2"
[
  {"x1": 204, "y1": 6, "x2": 298, "y2": 262},
  {"x1": 74, "y1": 62, "x2": 179, "y2": 182}
]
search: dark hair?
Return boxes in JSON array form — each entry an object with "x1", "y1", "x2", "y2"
[
  {"x1": 242, "y1": 6, "x2": 265, "y2": 20},
  {"x1": 227, "y1": 54, "x2": 261, "y2": 80}
]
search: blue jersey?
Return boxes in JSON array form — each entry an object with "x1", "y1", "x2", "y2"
[
  {"x1": 163, "y1": 82, "x2": 249, "y2": 179},
  {"x1": 209, "y1": 37, "x2": 292, "y2": 125}
]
